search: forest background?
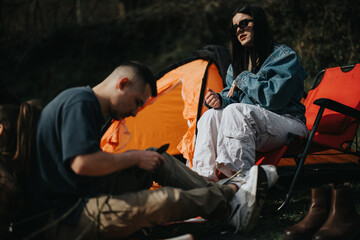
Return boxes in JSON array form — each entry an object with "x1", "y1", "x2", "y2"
[{"x1": 1, "y1": 0, "x2": 359, "y2": 104}]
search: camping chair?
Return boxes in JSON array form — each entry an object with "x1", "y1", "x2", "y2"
[{"x1": 256, "y1": 63, "x2": 360, "y2": 210}]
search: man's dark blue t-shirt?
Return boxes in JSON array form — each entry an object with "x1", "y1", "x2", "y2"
[{"x1": 26, "y1": 86, "x2": 105, "y2": 226}]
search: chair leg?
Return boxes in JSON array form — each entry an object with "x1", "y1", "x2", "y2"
[{"x1": 278, "y1": 107, "x2": 325, "y2": 210}]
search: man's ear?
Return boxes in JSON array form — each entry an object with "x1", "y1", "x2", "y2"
[{"x1": 117, "y1": 77, "x2": 130, "y2": 90}]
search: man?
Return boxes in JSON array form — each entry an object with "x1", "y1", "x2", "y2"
[{"x1": 23, "y1": 61, "x2": 276, "y2": 239}]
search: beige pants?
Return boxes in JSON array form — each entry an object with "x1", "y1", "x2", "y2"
[{"x1": 45, "y1": 150, "x2": 234, "y2": 239}]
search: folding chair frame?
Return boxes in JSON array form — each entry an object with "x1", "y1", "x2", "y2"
[{"x1": 278, "y1": 64, "x2": 360, "y2": 210}]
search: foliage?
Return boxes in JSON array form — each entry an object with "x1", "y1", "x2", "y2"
[
  {"x1": 263, "y1": 0, "x2": 360, "y2": 89},
  {"x1": 1, "y1": 0, "x2": 359, "y2": 103}
]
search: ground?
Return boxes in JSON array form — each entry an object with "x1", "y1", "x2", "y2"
[{"x1": 128, "y1": 172, "x2": 360, "y2": 240}]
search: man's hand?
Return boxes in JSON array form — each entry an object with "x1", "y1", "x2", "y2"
[
  {"x1": 205, "y1": 88, "x2": 221, "y2": 109},
  {"x1": 129, "y1": 150, "x2": 165, "y2": 171}
]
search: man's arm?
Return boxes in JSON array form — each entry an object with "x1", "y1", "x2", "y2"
[{"x1": 70, "y1": 150, "x2": 165, "y2": 176}]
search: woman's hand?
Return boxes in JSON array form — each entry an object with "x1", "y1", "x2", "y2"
[
  {"x1": 227, "y1": 82, "x2": 237, "y2": 98},
  {"x1": 205, "y1": 89, "x2": 221, "y2": 108}
]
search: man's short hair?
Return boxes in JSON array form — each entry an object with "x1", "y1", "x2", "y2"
[{"x1": 120, "y1": 61, "x2": 157, "y2": 97}]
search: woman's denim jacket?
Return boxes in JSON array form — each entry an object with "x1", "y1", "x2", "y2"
[{"x1": 218, "y1": 43, "x2": 307, "y2": 123}]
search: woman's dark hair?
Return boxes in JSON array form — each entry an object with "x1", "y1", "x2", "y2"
[
  {"x1": 0, "y1": 101, "x2": 41, "y2": 176},
  {"x1": 229, "y1": 4, "x2": 274, "y2": 77}
]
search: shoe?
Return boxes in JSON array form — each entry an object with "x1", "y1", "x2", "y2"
[
  {"x1": 282, "y1": 185, "x2": 332, "y2": 240},
  {"x1": 312, "y1": 183, "x2": 360, "y2": 240},
  {"x1": 228, "y1": 165, "x2": 269, "y2": 233}
]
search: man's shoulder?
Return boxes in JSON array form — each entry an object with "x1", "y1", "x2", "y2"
[
  {"x1": 49, "y1": 86, "x2": 96, "y2": 109},
  {"x1": 58, "y1": 86, "x2": 95, "y2": 102},
  {"x1": 41, "y1": 86, "x2": 99, "y2": 121}
]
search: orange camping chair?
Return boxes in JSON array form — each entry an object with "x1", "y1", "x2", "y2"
[{"x1": 256, "y1": 64, "x2": 360, "y2": 210}]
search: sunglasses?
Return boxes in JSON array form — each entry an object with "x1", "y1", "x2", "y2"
[{"x1": 233, "y1": 19, "x2": 254, "y2": 31}]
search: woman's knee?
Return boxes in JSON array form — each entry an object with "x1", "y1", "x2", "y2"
[
  {"x1": 221, "y1": 103, "x2": 250, "y2": 122},
  {"x1": 223, "y1": 103, "x2": 258, "y2": 115},
  {"x1": 201, "y1": 108, "x2": 222, "y2": 119},
  {"x1": 197, "y1": 108, "x2": 223, "y2": 128}
]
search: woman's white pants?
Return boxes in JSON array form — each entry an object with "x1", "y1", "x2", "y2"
[{"x1": 192, "y1": 103, "x2": 309, "y2": 181}]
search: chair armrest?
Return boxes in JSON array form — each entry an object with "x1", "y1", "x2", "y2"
[{"x1": 314, "y1": 98, "x2": 360, "y2": 121}]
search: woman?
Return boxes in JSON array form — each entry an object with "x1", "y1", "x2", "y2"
[
  {"x1": 192, "y1": 4, "x2": 309, "y2": 181},
  {"x1": 0, "y1": 100, "x2": 41, "y2": 237}
]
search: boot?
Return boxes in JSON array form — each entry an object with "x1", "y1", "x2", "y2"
[
  {"x1": 282, "y1": 185, "x2": 332, "y2": 240},
  {"x1": 312, "y1": 183, "x2": 360, "y2": 240}
]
